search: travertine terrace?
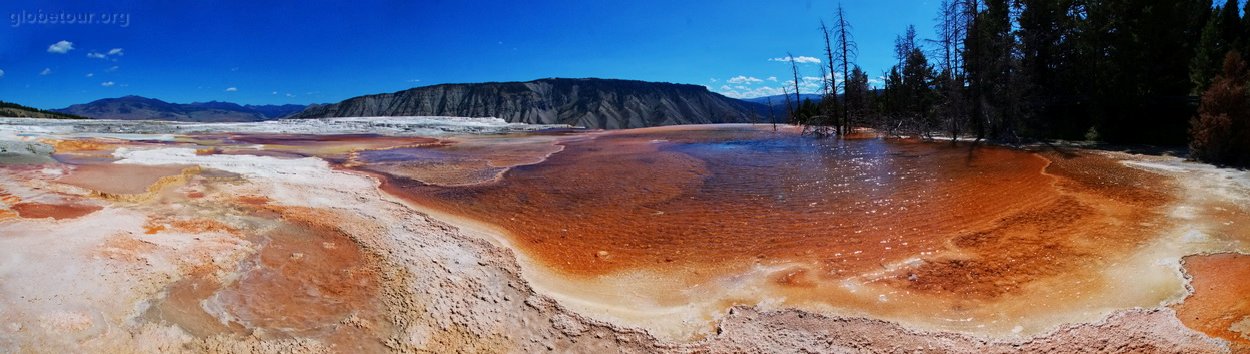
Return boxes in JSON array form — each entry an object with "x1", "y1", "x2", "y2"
[{"x1": 0, "y1": 118, "x2": 1247, "y2": 353}]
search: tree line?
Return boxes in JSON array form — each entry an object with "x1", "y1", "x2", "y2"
[
  {"x1": 0, "y1": 101, "x2": 86, "y2": 119},
  {"x1": 786, "y1": 0, "x2": 1250, "y2": 166}
]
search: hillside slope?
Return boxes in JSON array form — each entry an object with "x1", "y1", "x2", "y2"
[{"x1": 291, "y1": 78, "x2": 770, "y2": 129}]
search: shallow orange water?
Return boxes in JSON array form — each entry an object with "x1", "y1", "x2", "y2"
[
  {"x1": 6, "y1": 125, "x2": 1195, "y2": 339},
  {"x1": 141, "y1": 201, "x2": 389, "y2": 350},
  {"x1": 1175, "y1": 253, "x2": 1250, "y2": 349},
  {"x1": 360, "y1": 126, "x2": 1170, "y2": 301},
  {"x1": 57, "y1": 163, "x2": 193, "y2": 195},
  {"x1": 11, "y1": 202, "x2": 102, "y2": 220}
]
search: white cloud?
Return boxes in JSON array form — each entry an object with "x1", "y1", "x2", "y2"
[
  {"x1": 716, "y1": 85, "x2": 790, "y2": 99},
  {"x1": 727, "y1": 75, "x2": 764, "y2": 84},
  {"x1": 88, "y1": 48, "x2": 124, "y2": 60},
  {"x1": 716, "y1": 77, "x2": 830, "y2": 98},
  {"x1": 284, "y1": 93, "x2": 295, "y2": 98},
  {"x1": 39, "y1": 68, "x2": 51, "y2": 76},
  {"x1": 225, "y1": 87, "x2": 238, "y2": 92},
  {"x1": 100, "y1": 81, "x2": 115, "y2": 87},
  {"x1": 47, "y1": 40, "x2": 74, "y2": 54},
  {"x1": 769, "y1": 55, "x2": 821, "y2": 64},
  {"x1": 0, "y1": 69, "x2": 5, "y2": 78},
  {"x1": 709, "y1": 78, "x2": 718, "y2": 83},
  {"x1": 106, "y1": 66, "x2": 119, "y2": 72},
  {"x1": 271, "y1": 91, "x2": 278, "y2": 95},
  {"x1": 85, "y1": 73, "x2": 94, "y2": 78}
]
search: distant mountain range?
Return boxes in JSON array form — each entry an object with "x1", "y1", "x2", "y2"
[
  {"x1": 739, "y1": 94, "x2": 824, "y2": 107},
  {"x1": 12, "y1": 78, "x2": 787, "y2": 128},
  {"x1": 290, "y1": 78, "x2": 772, "y2": 129},
  {"x1": 54, "y1": 96, "x2": 308, "y2": 122}
]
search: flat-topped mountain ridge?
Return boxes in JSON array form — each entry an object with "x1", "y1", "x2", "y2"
[{"x1": 291, "y1": 78, "x2": 771, "y2": 129}]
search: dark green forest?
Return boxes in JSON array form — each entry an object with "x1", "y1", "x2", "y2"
[
  {"x1": 784, "y1": 0, "x2": 1250, "y2": 167},
  {"x1": 0, "y1": 101, "x2": 85, "y2": 120}
]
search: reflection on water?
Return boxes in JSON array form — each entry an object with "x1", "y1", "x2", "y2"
[
  {"x1": 8, "y1": 122, "x2": 1241, "y2": 341},
  {"x1": 354, "y1": 134, "x2": 566, "y2": 186},
  {"x1": 357, "y1": 125, "x2": 1193, "y2": 337},
  {"x1": 380, "y1": 127, "x2": 1054, "y2": 277}
]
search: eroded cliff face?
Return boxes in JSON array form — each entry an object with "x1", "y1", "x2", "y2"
[{"x1": 291, "y1": 78, "x2": 769, "y2": 129}]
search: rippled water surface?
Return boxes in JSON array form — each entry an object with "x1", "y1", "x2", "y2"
[
  {"x1": 5, "y1": 119, "x2": 1246, "y2": 343},
  {"x1": 374, "y1": 127, "x2": 1055, "y2": 277},
  {"x1": 350, "y1": 125, "x2": 1210, "y2": 337},
  {"x1": 309, "y1": 123, "x2": 1250, "y2": 340}
]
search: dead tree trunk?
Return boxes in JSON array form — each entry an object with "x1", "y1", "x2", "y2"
[
  {"x1": 766, "y1": 96, "x2": 777, "y2": 131},
  {"x1": 822, "y1": 21, "x2": 837, "y2": 135},
  {"x1": 790, "y1": 52, "x2": 802, "y2": 109},
  {"x1": 783, "y1": 86, "x2": 795, "y2": 128},
  {"x1": 835, "y1": 4, "x2": 856, "y2": 136}
]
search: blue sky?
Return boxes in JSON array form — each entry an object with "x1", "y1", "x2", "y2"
[{"x1": 0, "y1": 0, "x2": 941, "y2": 109}]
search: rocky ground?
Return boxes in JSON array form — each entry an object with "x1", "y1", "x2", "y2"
[{"x1": 0, "y1": 121, "x2": 1246, "y2": 353}]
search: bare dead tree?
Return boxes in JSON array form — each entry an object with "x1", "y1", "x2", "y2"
[
  {"x1": 822, "y1": 21, "x2": 837, "y2": 94},
  {"x1": 782, "y1": 86, "x2": 795, "y2": 127},
  {"x1": 816, "y1": 65, "x2": 835, "y2": 137},
  {"x1": 834, "y1": 4, "x2": 858, "y2": 136},
  {"x1": 930, "y1": 0, "x2": 967, "y2": 78},
  {"x1": 766, "y1": 96, "x2": 777, "y2": 131},
  {"x1": 929, "y1": 0, "x2": 970, "y2": 145},
  {"x1": 788, "y1": 51, "x2": 820, "y2": 135},
  {"x1": 964, "y1": 0, "x2": 986, "y2": 143},
  {"x1": 894, "y1": 25, "x2": 917, "y2": 68},
  {"x1": 819, "y1": 65, "x2": 831, "y2": 97},
  {"x1": 821, "y1": 20, "x2": 838, "y2": 132},
  {"x1": 790, "y1": 52, "x2": 802, "y2": 112}
]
